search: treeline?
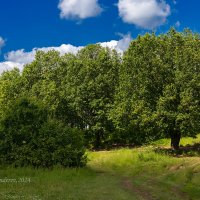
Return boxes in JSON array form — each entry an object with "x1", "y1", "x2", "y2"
[{"x1": 0, "y1": 29, "x2": 200, "y2": 167}]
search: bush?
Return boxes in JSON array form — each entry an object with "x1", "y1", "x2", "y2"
[
  {"x1": 0, "y1": 98, "x2": 87, "y2": 168},
  {"x1": 37, "y1": 120, "x2": 87, "y2": 167}
]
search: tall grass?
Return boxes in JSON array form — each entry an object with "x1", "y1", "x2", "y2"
[
  {"x1": 88, "y1": 148, "x2": 179, "y2": 176},
  {"x1": 0, "y1": 134, "x2": 200, "y2": 200}
]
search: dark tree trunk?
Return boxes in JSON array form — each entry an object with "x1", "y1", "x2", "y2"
[{"x1": 171, "y1": 131, "x2": 181, "y2": 150}]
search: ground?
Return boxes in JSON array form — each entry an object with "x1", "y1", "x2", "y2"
[{"x1": 0, "y1": 135, "x2": 200, "y2": 200}]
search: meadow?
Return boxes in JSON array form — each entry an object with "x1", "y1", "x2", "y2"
[{"x1": 0, "y1": 135, "x2": 200, "y2": 200}]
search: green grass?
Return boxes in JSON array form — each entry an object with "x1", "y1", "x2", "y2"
[
  {"x1": 151, "y1": 134, "x2": 200, "y2": 147},
  {"x1": 1, "y1": 134, "x2": 200, "y2": 200},
  {"x1": 0, "y1": 167, "x2": 135, "y2": 200},
  {"x1": 88, "y1": 148, "x2": 200, "y2": 200}
]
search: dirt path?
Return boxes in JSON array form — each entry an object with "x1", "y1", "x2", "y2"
[
  {"x1": 121, "y1": 178, "x2": 154, "y2": 200},
  {"x1": 121, "y1": 177, "x2": 190, "y2": 200}
]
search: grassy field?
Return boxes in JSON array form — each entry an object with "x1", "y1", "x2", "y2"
[{"x1": 0, "y1": 135, "x2": 200, "y2": 200}]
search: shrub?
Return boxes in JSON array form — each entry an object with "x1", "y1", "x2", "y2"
[
  {"x1": 0, "y1": 98, "x2": 87, "y2": 168},
  {"x1": 37, "y1": 119, "x2": 87, "y2": 167}
]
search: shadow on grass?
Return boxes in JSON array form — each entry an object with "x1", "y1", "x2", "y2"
[{"x1": 154, "y1": 143, "x2": 200, "y2": 157}]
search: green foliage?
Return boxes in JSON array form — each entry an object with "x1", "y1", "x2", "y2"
[
  {"x1": 0, "y1": 28, "x2": 199, "y2": 152},
  {"x1": 110, "y1": 28, "x2": 200, "y2": 148},
  {"x1": 38, "y1": 119, "x2": 87, "y2": 167},
  {"x1": 63, "y1": 45, "x2": 120, "y2": 148},
  {"x1": 0, "y1": 68, "x2": 22, "y2": 119},
  {"x1": 0, "y1": 98, "x2": 86, "y2": 168}
]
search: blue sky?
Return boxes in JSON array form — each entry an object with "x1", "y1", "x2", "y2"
[{"x1": 0, "y1": 0, "x2": 200, "y2": 72}]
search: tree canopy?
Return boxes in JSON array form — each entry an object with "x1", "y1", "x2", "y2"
[
  {"x1": 0, "y1": 28, "x2": 199, "y2": 152},
  {"x1": 111, "y1": 28, "x2": 200, "y2": 149}
]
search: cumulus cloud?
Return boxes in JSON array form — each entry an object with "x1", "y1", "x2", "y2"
[
  {"x1": 0, "y1": 44, "x2": 83, "y2": 74},
  {"x1": 0, "y1": 61, "x2": 23, "y2": 74},
  {"x1": 5, "y1": 44, "x2": 83, "y2": 65},
  {"x1": 117, "y1": 0, "x2": 171, "y2": 29},
  {"x1": 100, "y1": 34, "x2": 132, "y2": 53},
  {"x1": 0, "y1": 37, "x2": 5, "y2": 53},
  {"x1": 58, "y1": 0, "x2": 103, "y2": 20},
  {"x1": 0, "y1": 35, "x2": 132, "y2": 74},
  {"x1": 5, "y1": 49, "x2": 35, "y2": 65},
  {"x1": 116, "y1": 33, "x2": 132, "y2": 52}
]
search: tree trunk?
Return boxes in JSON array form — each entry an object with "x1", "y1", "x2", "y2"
[{"x1": 171, "y1": 131, "x2": 181, "y2": 150}]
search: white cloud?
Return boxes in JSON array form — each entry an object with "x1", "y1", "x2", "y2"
[
  {"x1": 100, "y1": 40, "x2": 118, "y2": 50},
  {"x1": 100, "y1": 34, "x2": 132, "y2": 53},
  {"x1": 117, "y1": 0, "x2": 171, "y2": 29},
  {"x1": 0, "y1": 61, "x2": 23, "y2": 74},
  {"x1": 0, "y1": 35, "x2": 132, "y2": 74},
  {"x1": 0, "y1": 37, "x2": 5, "y2": 53},
  {"x1": 5, "y1": 44, "x2": 83, "y2": 65},
  {"x1": 58, "y1": 0, "x2": 103, "y2": 20},
  {"x1": 0, "y1": 44, "x2": 83, "y2": 74},
  {"x1": 116, "y1": 33, "x2": 132, "y2": 52},
  {"x1": 5, "y1": 49, "x2": 35, "y2": 65}
]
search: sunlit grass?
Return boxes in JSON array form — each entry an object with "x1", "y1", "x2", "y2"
[
  {"x1": 88, "y1": 148, "x2": 179, "y2": 176},
  {"x1": 88, "y1": 146, "x2": 200, "y2": 200},
  {"x1": 151, "y1": 134, "x2": 200, "y2": 147},
  {"x1": 1, "y1": 135, "x2": 200, "y2": 200}
]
